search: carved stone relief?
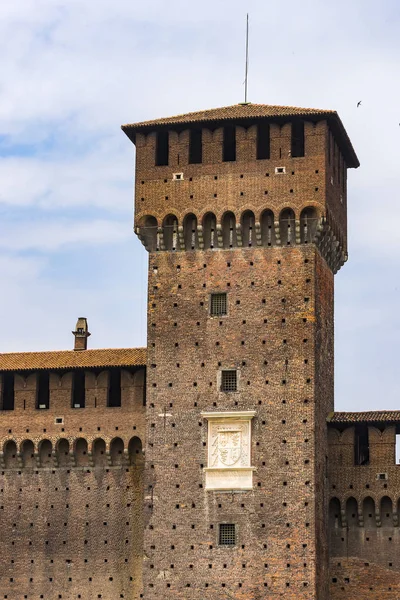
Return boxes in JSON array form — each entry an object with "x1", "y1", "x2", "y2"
[{"x1": 201, "y1": 411, "x2": 256, "y2": 491}]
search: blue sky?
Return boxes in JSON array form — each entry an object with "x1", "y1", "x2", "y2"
[{"x1": 0, "y1": 0, "x2": 399, "y2": 411}]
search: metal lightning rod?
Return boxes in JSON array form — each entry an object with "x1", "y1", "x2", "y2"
[{"x1": 244, "y1": 13, "x2": 249, "y2": 104}]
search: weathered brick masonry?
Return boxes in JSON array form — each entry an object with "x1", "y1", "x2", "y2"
[
  {"x1": 122, "y1": 102, "x2": 354, "y2": 599},
  {"x1": 143, "y1": 246, "x2": 332, "y2": 599},
  {"x1": 328, "y1": 413, "x2": 400, "y2": 598},
  {"x1": 0, "y1": 347, "x2": 146, "y2": 599},
  {"x1": 0, "y1": 101, "x2": 398, "y2": 599}
]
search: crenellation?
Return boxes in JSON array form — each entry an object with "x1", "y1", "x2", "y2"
[{"x1": 0, "y1": 342, "x2": 146, "y2": 597}]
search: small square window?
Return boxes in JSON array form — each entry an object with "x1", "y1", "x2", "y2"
[
  {"x1": 210, "y1": 293, "x2": 227, "y2": 317},
  {"x1": 219, "y1": 523, "x2": 236, "y2": 546},
  {"x1": 221, "y1": 370, "x2": 237, "y2": 392}
]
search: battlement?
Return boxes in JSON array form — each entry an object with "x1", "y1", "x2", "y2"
[
  {"x1": 0, "y1": 345, "x2": 146, "y2": 599},
  {"x1": 123, "y1": 103, "x2": 358, "y2": 274},
  {"x1": 328, "y1": 414, "x2": 400, "y2": 588}
]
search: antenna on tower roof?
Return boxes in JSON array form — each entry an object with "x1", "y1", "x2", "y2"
[{"x1": 242, "y1": 13, "x2": 250, "y2": 105}]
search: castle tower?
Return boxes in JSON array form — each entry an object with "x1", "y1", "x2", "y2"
[{"x1": 122, "y1": 103, "x2": 359, "y2": 599}]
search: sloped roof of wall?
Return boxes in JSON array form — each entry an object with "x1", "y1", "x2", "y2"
[
  {"x1": 122, "y1": 103, "x2": 335, "y2": 129},
  {"x1": 328, "y1": 411, "x2": 400, "y2": 424},
  {"x1": 0, "y1": 348, "x2": 147, "y2": 372},
  {"x1": 121, "y1": 102, "x2": 359, "y2": 168}
]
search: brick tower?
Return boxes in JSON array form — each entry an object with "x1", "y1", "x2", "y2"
[{"x1": 122, "y1": 103, "x2": 359, "y2": 599}]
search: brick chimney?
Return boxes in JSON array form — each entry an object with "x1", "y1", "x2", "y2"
[{"x1": 72, "y1": 317, "x2": 90, "y2": 351}]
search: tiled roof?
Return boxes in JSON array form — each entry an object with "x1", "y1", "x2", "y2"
[
  {"x1": 121, "y1": 102, "x2": 359, "y2": 168},
  {"x1": 328, "y1": 411, "x2": 400, "y2": 424},
  {"x1": 0, "y1": 348, "x2": 146, "y2": 372},
  {"x1": 122, "y1": 103, "x2": 335, "y2": 130}
]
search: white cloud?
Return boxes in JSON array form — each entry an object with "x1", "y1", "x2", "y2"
[
  {"x1": 0, "y1": 136, "x2": 133, "y2": 210},
  {"x1": 0, "y1": 219, "x2": 130, "y2": 252}
]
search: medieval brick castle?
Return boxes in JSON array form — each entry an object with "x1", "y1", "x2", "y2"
[{"x1": 0, "y1": 102, "x2": 398, "y2": 599}]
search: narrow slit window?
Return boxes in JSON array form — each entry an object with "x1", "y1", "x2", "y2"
[
  {"x1": 1, "y1": 373, "x2": 14, "y2": 410},
  {"x1": 189, "y1": 129, "x2": 202, "y2": 164},
  {"x1": 72, "y1": 371, "x2": 85, "y2": 409},
  {"x1": 291, "y1": 121, "x2": 305, "y2": 158},
  {"x1": 108, "y1": 369, "x2": 121, "y2": 407},
  {"x1": 210, "y1": 293, "x2": 227, "y2": 316},
  {"x1": 155, "y1": 130, "x2": 169, "y2": 166},
  {"x1": 354, "y1": 424, "x2": 370, "y2": 466},
  {"x1": 223, "y1": 126, "x2": 236, "y2": 162},
  {"x1": 37, "y1": 371, "x2": 50, "y2": 409},
  {"x1": 257, "y1": 123, "x2": 270, "y2": 159},
  {"x1": 221, "y1": 370, "x2": 237, "y2": 392},
  {"x1": 219, "y1": 523, "x2": 236, "y2": 546}
]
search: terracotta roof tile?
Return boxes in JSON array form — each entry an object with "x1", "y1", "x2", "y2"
[
  {"x1": 328, "y1": 411, "x2": 400, "y2": 424},
  {"x1": 122, "y1": 103, "x2": 335, "y2": 130},
  {"x1": 121, "y1": 102, "x2": 359, "y2": 168},
  {"x1": 0, "y1": 348, "x2": 146, "y2": 372}
]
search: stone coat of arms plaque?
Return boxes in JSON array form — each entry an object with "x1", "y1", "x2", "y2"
[{"x1": 201, "y1": 411, "x2": 256, "y2": 491}]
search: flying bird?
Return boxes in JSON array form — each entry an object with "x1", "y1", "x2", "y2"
[{"x1": 357, "y1": 101, "x2": 362, "y2": 107}]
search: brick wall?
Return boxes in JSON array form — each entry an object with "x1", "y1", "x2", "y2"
[
  {"x1": 328, "y1": 423, "x2": 400, "y2": 592},
  {"x1": 135, "y1": 120, "x2": 343, "y2": 230},
  {"x1": 0, "y1": 368, "x2": 145, "y2": 599},
  {"x1": 330, "y1": 558, "x2": 400, "y2": 598},
  {"x1": 142, "y1": 245, "x2": 333, "y2": 599},
  {"x1": 134, "y1": 114, "x2": 344, "y2": 599},
  {"x1": 314, "y1": 251, "x2": 335, "y2": 597}
]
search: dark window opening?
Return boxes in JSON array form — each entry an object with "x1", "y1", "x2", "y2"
[
  {"x1": 108, "y1": 369, "x2": 121, "y2": 407},
  {"x1": 210, "y1": 293, "x2": 227, "y2": 316},
  {"x1": 1, "y1": 373, "x2": 14, "y2": 410},
  {"x1": 223, "y1": 126, "x2": 236, "y2": 162},
  {"x1": 291, "y1": 121, "x2": 305, "y2": 158},
  {"x1": 155, "y1": 131, "x2": 169, "y2": 166},
  {"x1": 221, "y1": 370, "x2": 237, "y2": 392},
  {"x1": 354, "y1": 424, "x2": 370, "y2": 466},
  {"x1": 219, "y1": 523, "x2": 236, "y2": 546},
  {"x1": 72, "y1": 371, "x2": 85, "y2": 409},
  {"x1": 257, "y1": 123, "x2": 270, "y2": 159},
  {"x1": 189, "y1": 129, "x2": 202, "y2": 164},
  {"x1": 37, "y1": 371, "x2": 50, "y2": 409}
]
